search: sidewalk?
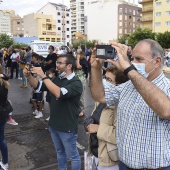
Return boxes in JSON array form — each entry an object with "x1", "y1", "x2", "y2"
[{"x1": 1, "y1": 78, "x2": 94, "y2": 170}]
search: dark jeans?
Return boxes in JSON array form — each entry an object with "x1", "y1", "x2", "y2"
[
  {"x1": 10, "y1": 62, "x2": 18, "y2": 78},
  {"x1": 119, "y1": 161, "x2": 170, "y2": 170},
  {"x1": 0, "y1": 118, "x2": 8, "y2": 164}
]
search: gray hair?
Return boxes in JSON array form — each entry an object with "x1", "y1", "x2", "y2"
[{"x1": 136, "y1": 39, "x2": 164, "y2": 66}]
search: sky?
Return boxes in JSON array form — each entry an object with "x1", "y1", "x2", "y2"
[{"x1": 0, "y1": 0, "x2": 70, "y2": 17}]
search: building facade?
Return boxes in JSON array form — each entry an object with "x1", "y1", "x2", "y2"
[
  {"x1": 139, "y1": 0, "x2": 153, "y2": 30},
  {"x1": 37, "y1": 2, "x2": 71, "y2": 46},
  {"x1": 9, "y1": 10, "x2": 24, "y2": 37},
  {"x1": 70, "y1": 0, "x2": 85, "y2": 40},
  {"x1": 84, "y1": 0, "x2": 141, "y2": 43},
  {"x1": 24, "y1": 13, "x2": 60, "y2": 42},
  {"x1": 118, "y1": 3, "x2": 141, "y2": 38},
  {"x1": 154, "y1": 0, "x2": 170, "y2": 33},
  {"x1": 0, "y1": 10, "x2": 11, "y2": 35}
]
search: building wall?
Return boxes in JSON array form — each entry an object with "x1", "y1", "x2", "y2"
[
  {"x1": 84, "y1": 0, "x2": 120, "y2": 43},
  {"x1": 154, "y1": 0, "x2": 170, "y2": 33},
  {"x1": 0, "y1": 10, "x2": 11, "y2": 34},
  {"x1": 70, "y1": 0, "x2": 85, "y2": 40},
  {"x1": 118, "y1": 4, "x2": 141, "y2": 38},
  {"x1": 139, "y1": 0, "x2": 153, "y2": 31},
  {"x1": 24, "y1": 14, "x2": 38, "y2": 36},
  {"x1": 37, "y1": 2, "x2": 71, "y2": 46}
]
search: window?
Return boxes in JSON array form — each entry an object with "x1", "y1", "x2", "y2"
[
  {"x1": 133, "y1": 10, "x2": 135, "y2": 15},
  {"x1": 125, "y1": 22, "x2": 127, "y2": 27},
  {"x1": 167, "y1": 0, "x2": 170, "y2": 4},
  {"x1": 156, "y1": 12, "x2": 161, "y2": 16},
  {"x1": 17, "y1": 22, "x2": 20, "y2": 24},
  {"x1": 67, "y1": 35, "x2": 69, "y2": 38},
  {"x1": 156, "y1": 2, "x2": 162, "y2": 6},
  {"x1": 125, "y1": 29, "x2": 127, "y2": 34},
  {"x1": 165, "y1": 21, "x2": 170, "y2": 26},
  {"x1": 67, "y1": 28, "x2": 69, "y2": 31},
  {"x1": 166, "y1": 11, "x2": 170, "y2": 15},
  {"x1": 17, "y1": 27, "x2": 20, "y2": 30},
  {"x1": 155, "y1": 22, "x2": 161, "y2": 26},
  {"x1": 42, "y1": 24, "x2": 46, "y2": 28},
  {"x1": 119, "y1": 22, "x2": 122, "y2": 26},
  {"x1": 119, "y1": 15, "x2": 122, "y2": 20},
  {"x1": 129, "y1": 15, "x2": 132, "y2": 19},
  {"x1": 66, "y1": 13, "x2": 69, "y2": 17},
  {"x1": 46, "y1": 19, "x2": 50, "y2": 22},
  {"x1": 58, "y1": 27, "x2": 61, "y2": 30},
  {"x1": 119, "y1": 8, "x2": 122, "y2": 14},
  {"x1": 58, "y1": 12, "x2": 60, "y2": 15},
  {"x1": 129, "y1": 9, "x2": 132, "y2": 13},
  {"x1": 125, "y1": 15, "x2": 127, "y2": 20},
  {"x1": 119, "y1": 29, "x2": 122, "y2": 34},
  {"x1": 133, "y1": 17, "x2": 135, "y2": 22},
  {"x1": 125, "y1": 8, "x2": 127, "y2": 13},
  {"x1": 67, "y1": 21, "x2": 69, "y2": 24},
  {"x1": 58, "y1": 20, "x2": 61, "y2": 23},
  {"x1": 42, "y1": 31, "x2": 46, "y2": 35},
  {"x1": 53, "y1": 25, "x2": 56, "y2": 29}
]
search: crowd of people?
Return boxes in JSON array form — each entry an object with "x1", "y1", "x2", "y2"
[{"x1": 0, "y1": 40, "x2": 170, "y2": 170}]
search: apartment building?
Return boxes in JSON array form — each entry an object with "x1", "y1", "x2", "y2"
[
  {"x1": 154, "y1": 0, "x2": 170, "y2": 33},
  {"x1": 84, "y1": 0, "x2": 141, "y2": 43},
  {"x1": 118, "y1": 4, "x2": 141, "y2": 38},
  {"x1": 139, "y1": 0, "x2": 153, "y2": 30},
  {"x1": 70, "y1": 0, "x2": 85, "y2": 40},
  {"x1": 9, "y1": 10, "x2": 24, "y2": 37},
  {"x1": 24, "y1": 13, "x2": 60, "y2": 42},
  {"x1": 37, "y1": 2, "x2": 71, "y2": 46},
  {"x1": 0, "y1": 10, "x2": 11, "y2": 34}
]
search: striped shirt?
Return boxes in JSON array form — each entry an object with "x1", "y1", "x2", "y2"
[{"x1": 104, "y1": 72, "x2": 170, "y2": 169}]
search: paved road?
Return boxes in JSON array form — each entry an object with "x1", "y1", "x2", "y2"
[{"x1": 3, "y1": 77, "x2": 94, "y2": 170}]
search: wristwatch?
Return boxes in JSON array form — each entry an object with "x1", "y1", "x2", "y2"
[
  {"x1": 42, "y1": 77, "x2": 49, "y2": 81},
  {"x1": 123, "y1": 64, "x2": 137, "y2": 76}
]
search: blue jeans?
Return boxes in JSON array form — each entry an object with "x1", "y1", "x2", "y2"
[
  {"x1": 119, "y1": 161, "x2": 170, "y2": 170},
  {"x1": 0, "y1": 118, "x2": 8, "y2": 164},
  {"x1": 49, "y1": 127, "x2": 81, "y2": 170},
  {"x1": 20, "y1": 69, "x2": 27, "y2": 85}
]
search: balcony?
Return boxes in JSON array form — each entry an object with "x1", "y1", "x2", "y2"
[
  {"x1": 138, "y1": 0, "x2": 153, "y2": 4},
  {"x1": 140, "y1": 17, "x2": 153, "y2": 22},
  {"x1": 139, "y1": 7, "x2": 153, "y2": 13}
]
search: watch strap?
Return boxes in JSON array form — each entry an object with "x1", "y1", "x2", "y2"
[
  {"x1": 123, "y1": 64, "x2": 137, "y2": 76},
  {"x1": 42, "y1": 77, "x2": 49, "y2": 81}
]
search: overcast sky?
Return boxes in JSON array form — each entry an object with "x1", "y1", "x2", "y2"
[{"x1": 0, "y1": 0, "x2": 70, "y2": 17}]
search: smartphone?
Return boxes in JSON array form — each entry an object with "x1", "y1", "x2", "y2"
[{"x1": 26, "y1": 63, "x2": 33, "y2": 70}]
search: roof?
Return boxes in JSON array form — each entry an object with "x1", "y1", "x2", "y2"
[
  {"x1": 13, "y1": 37, "x2": 39, "y2": 45},
  {"x1": 49, "y1": 2, "x2": 67, "y2": 8}
]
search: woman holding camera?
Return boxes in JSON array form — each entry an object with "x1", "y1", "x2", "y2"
[{"x1": 86, "y1": 66, "x2": 128, "y2": 170}]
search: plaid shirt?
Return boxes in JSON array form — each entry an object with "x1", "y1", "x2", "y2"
[{"x1": 104, "y1": 72, "x2": 170, "y2": 169}]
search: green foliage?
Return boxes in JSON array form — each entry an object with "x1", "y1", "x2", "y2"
[
  {"x1": 127, "y1": 28, "x2": 156, "y2": 47},
  {"x1": 72, "y1": 39, "x2": 98, "y2": 50},
  {"x1": 13, "y1": 42, "x2": 27, "y2": 49},
  {"x1": 0, "y1": 34, "x2": 14, "y2": 48},
  {"x1": 156, "y1": 31, "x2": 170, "y2": 49},
  {"x1": 118, "y1": 35, "x2": 129, "y2": 44}
]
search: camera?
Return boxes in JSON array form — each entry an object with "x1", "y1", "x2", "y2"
[{"x1": 96, "y1": 45, "x2": 116, "y2": 59}]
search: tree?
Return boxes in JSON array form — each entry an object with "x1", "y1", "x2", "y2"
[
  {"x1": 0, "y1": 34, "x2": 14, "y2": 48},
  {"x1": 156, "y1": 31, "x2": 170, "y2": 49},
  {"x1": 118, "y1": 35, "x2": 129, "y2": 44},
  {"x1": 127, "y1": 28, "x2": 156, "y2": 47}
]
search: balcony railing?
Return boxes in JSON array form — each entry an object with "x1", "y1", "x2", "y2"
[
  {"x1": 138, "y1": 0, "x2": 153, "y2": 4},
  {"x1": 140, "y1": 7, "x2": 153, "y2": 13},
  {"x1": 140, "y1": 17, "x2": 153, "y2": 22}
]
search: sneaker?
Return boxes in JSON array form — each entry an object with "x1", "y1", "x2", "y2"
[
  {"x1": 34, "y1": 112, "x2": 43, "y2": 119},
  {"x1": 0, "y1": 161, "x2": 9, "y2": 170},
  {"x1": 7, "y1": 118, "x2": 18, "y2": 126},
  {"x1": 23, "y1": 85, "x2": 27, "y2": 88},
  {"x1": 46, "y1": 117, "x2": 50, "y2": 121},
  {"x1": 33, "y1": 110, "x2": 38, "y2": 115}
]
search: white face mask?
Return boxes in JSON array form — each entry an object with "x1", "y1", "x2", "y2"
[
  {"x1": 48, "y1": 74, "x2": 53, "y2": 78},
  {"x1": 59, "y1": 68, "x2": 67, "y2": 79},
  {"x1": 132, "y1": 59, "x2": 155, "y2": 78}
]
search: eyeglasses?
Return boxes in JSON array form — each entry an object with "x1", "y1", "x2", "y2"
[
  {"x1": 56, "y1": 61, "x2": 67, "y2": 65},
  {"x1": 103, "y1": 75, "x2": 113, "y2": 83}
]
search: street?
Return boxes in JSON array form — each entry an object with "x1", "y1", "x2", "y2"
[{"x1": 5, "y1": 77, "x2": 94, "y2": 170}]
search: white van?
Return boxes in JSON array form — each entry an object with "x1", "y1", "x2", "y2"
[{"x1": 29, "y1": 40, "x2": 64, "y2": 58}]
